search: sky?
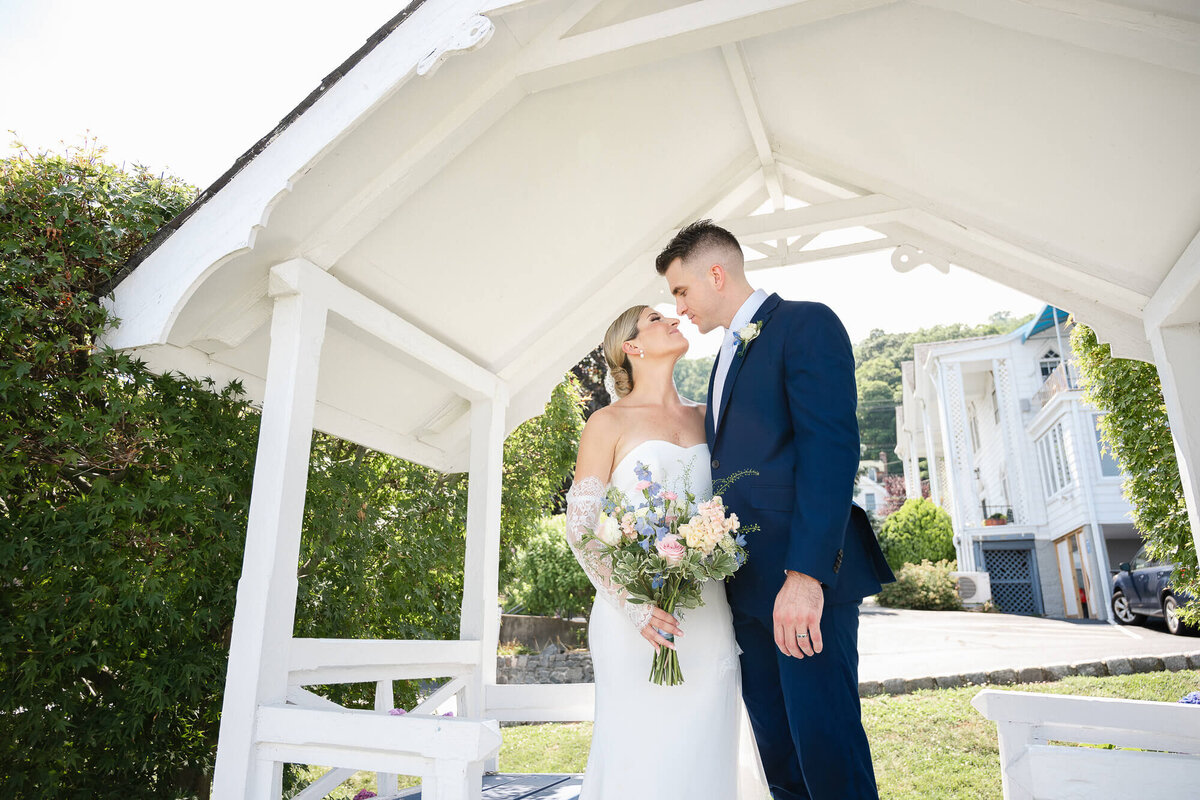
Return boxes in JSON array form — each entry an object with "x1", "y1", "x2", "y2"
[{"x1": 1, "y1": 1, "x2": 1045, "y2": 359}]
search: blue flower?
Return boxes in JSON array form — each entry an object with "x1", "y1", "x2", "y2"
[
  {"x1": 651, "y1": 575, "x2": 665, "y2": 590},
  {"x1": 1181, "y1": 691, "x2": 1200, "y2": 705},
  {"x1": 735, "y1": 533, "x2": 747, "y2": 547},
  {"x1": 602, "y1": 498, "x2": 616, "y2": 515},
  {"x1": 637, "y1": 521, "x2": 656, "y2": 539},
  {"x1": 634, "y1": 461, "x2": 653, "y2": 482},
  {"x1": 638, "y1": 538, "x2": 651, "y2": 553},
  {"x1": 734, "y1": 552, "x2": 745, "y2": 566},
  {"x1": 653, "y1": 524, "x2": 670, "y2": 541}
]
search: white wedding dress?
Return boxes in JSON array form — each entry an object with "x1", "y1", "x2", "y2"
[{"x1": 565, "y1": 440, "x2": 770, "y2": 800}]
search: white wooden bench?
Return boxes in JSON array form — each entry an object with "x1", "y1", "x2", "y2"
[
  {"x1": 972, "y1": 689, "x2": 1200, "y2": 799},
  {"x1": 274, "y1": 638, "x2": 501, "y2": 800}
]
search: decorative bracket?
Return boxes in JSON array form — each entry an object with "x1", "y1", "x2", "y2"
[
  {"x1": 891, "y1": 243, "x2": 950, "y2": 274},
  {"x1": 417, "y1": 14, "x2": 495, "y2": 77}
]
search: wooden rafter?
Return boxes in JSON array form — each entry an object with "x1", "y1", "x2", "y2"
[
  {"x1": 721, "y1": 42, "x2": 784, "y2": 210},
  {"x1": 914, "y1": 0, "x2": 1200, "y2": 77},
  {"x1": 517, "y1": 0, "x2": 901, "y2": 92}
]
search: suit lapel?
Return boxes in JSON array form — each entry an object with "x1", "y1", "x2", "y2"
[
  {"x1": 705, "y1": 354, "x2": 719, "y2": 448},
  {"x1": 714, "y1": 293, "x2": 782, "y2": 443}
]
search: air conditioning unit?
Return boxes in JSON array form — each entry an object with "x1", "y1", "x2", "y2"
[{"x1": 951, "y1": 571, "x2": 992, "y2": 605}]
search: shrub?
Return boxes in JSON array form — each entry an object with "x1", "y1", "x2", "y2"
[
  {"x1": 504, "y1": 515, "x2": 595, "y2": 620},
  {"x1": 878, "y1": 497, "x2": 955, "y2": 571},
  {"x1": 876, "y1": 559, "x2": 963, "y2": 611}
]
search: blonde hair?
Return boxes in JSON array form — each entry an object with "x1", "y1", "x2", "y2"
[{"x1": 602, "y1": 305, "x2": 648, "y2": 398}]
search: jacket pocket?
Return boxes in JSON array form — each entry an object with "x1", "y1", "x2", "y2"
[{"x1": 749, "y1": 484, "x2": 793, "y2": 512}]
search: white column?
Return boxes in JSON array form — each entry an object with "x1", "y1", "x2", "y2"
[
  {"x1": 903, "y1": 432, "x2": 921, "y2": 500},
  {"x1": 459, "y1": 393, "x2": 509, "y2": 721},
  {"x1": 920, "y1": 400, "x2": 943, "y2": 507},
  {"x1": 992, "y1": 358, "x2": 1029, "y2": 525},
  {"x1": 937, "y1": 361, "x2": 980, "y2": 571},
  {"x1": 212, "y1": 287, "x2": 328, "y2": 799},
  {"x1": 1070, "y1": 402, "x2": 1113, "y2": 622},
  {"x1": 1148, "y1": 323, "x2": 1200, "y2": 567}
]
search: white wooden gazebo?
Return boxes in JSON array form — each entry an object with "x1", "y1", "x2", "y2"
[{"x1": 101, "y1": 1, "x2": 1200, "y2": 797}]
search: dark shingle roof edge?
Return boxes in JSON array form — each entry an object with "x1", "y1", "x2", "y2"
[{"x1": 101, "y1": 0, "x2": 429, "y2": 296}]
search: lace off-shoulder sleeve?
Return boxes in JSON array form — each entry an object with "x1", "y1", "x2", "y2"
[{"x1": 564, "y1": 476, "x2": 654, "y2": 632}]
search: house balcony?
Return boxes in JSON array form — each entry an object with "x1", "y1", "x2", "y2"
[{"x1": 1030, "y1": 362, "x2": 1080, "y2": 412}]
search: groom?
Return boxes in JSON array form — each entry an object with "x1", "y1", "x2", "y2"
[{"x1": 657, "y1": 221, "x2": 894, "y2": 799}]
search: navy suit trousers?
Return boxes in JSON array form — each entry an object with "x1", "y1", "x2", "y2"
[{"x1": 733, "y1": 602, "x2": 879, "y2": 800}]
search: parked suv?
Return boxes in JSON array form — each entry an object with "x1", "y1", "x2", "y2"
[{"x1": 1111, "y1": 545, "x2": 1195, "y2": 635}]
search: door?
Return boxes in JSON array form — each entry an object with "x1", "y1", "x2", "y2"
[
  {"x1": 980, "y1": 543, "x2": 1044, "y2": 615},
  {"x1": 1053, "y1": 529, "x2": 1094, "y2": 619}
]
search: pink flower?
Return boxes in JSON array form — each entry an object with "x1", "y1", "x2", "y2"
[
  {"x1": 662, "y1": 491, "x2": 678, "y2": 502},
  {"x1": 388, "y1": 708, "x2": 406, "y2": 716},
  {"x1": 354, "y1": 791, "x2": 378, "y2": 800},
  {"x1": 620, "y1": 512, "x2": 638, "y2": 540},
  {"x1": 635, "y1": 480, "x2": 652, "y2": 491},
  {"x1": 656, "y1": 533, "x2": 686, "y2": 564}
]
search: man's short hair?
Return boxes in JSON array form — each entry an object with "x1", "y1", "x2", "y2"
[{"x1": 654, "y1": 219, "x2": 743, "y2": 275}]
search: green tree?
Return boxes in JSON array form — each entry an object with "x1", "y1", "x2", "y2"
[
  {"x1": 503, "y1": 515, "x2": 595, "y2": 620},
  {"x1": 1071, "y1": 322, "x2": 1198, "y2": 623},
  {"x1": 673, "y1": 355, "x2": 714, "y2": 403},
  {"x1": 878, "y1": 497, "x2": 956, "y2": 572},
  {"x1": 0, "y1": 142, "x2": 584, "y2": 795}
]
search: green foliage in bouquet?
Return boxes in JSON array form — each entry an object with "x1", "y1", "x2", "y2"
[
  {"x1": 876, "y1": 560, "x2": 963, "y2": 611},
  {"x1": 505, "y1": 515, "x2": 596, "y2": 620},
  {"x1": 878, "y1": 497, "x2": 955, "y2": 572}
]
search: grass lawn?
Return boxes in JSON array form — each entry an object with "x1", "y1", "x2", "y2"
[{"x1": 290, "y1": 669, "x2": 1200, "y2": 799}]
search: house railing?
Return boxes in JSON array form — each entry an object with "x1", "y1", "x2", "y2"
[{"x1": 1030, "y1": 362, "x2": 1079, "y2": 412}]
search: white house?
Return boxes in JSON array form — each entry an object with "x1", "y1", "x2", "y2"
[
  {"x1": 895, "y1": 306, "x2": 1145, "y2": 621},
  {"x1": 95, "y1": 1, "x2": 1200, "y2": 797},
  {"x1": 856, "y1": 458, "x2": 892, "y2": 518}
]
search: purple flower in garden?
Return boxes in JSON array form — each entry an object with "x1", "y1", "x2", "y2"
[
  {"x1": 1180, "y1": 691, "x2": 1200, "y2": 705},
  {"x1": 353, "y1": 791, "x2": 377, "y2": 800},
  {"x1": 388, "y1": 708, "x2": 406, "y2": 716},
  {"x1": 442, "y1": 711, "x2": 455, "y2": 717}
]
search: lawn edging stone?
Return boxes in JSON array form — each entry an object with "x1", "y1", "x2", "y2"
[{"x1": 861, "y1": 650, "x2": 1200, "y2": 697}]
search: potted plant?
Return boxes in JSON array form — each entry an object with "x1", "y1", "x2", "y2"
[{"x1": 984, "y1": 512, "x2": 1008, "y2": 526}]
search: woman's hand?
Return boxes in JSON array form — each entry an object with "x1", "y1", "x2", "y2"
[{"x1": 640, "y1": 606, "x2": 683, "y2": 652}]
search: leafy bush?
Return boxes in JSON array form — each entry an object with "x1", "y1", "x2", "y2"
[
  {"x1": 0, "y1": 141, "x2": 584, "y2": 796},
  {"x1": 504, "y1": 515, "x2": 595, "y2": 620},
  {"x1": 878, "y1": 497, "x2": 955, "y2": 571},
  {"x1": 1071, "y1": 322, "x2": 1198, "y2": 625},
  {"x1": 876, "y1": 559, "x2": 963, "y2": 611}
]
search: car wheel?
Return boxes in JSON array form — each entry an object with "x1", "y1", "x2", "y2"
[
  {"x1": 1111, "y1": 590, "x2": 1142, "y2": 625},
  {"x1": 1162, "y1": 593, "x2": 1194, "y2": 636}
]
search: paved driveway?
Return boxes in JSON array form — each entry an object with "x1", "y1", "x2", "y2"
[{"x1": 857, "y1": 602, "x2": 1199, "y2": 682}]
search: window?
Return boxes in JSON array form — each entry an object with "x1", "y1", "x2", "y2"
[
  {"x1": 864, "y1": 493, "x2": 877, "y2": 513},
  {"x1": 1040, "y1": 349, "x2": 1062, "y2": 379},
  {"x1": 867, "y1": 466, "x2": 878, "y2": 482},
  {"x1": 1036, "y1": 421, "x2": 1074, "y2": 498},
  {"x1": 1093, "y1": 414, "x2": 1121, "y2": 477}
]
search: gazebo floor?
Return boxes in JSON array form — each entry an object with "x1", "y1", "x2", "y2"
[{"x1": 393, "y1": 773, "x2": 582, "y2": 799}]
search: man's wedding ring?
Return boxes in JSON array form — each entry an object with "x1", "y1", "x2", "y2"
[{"x1": 796, "y1": 633, "x2": 808, "y2": 639}]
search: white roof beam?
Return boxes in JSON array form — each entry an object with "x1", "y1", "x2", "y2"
[
  {"x1": 744, "y1": 237, "x2": 897, "y2": 270},
  {"x1": 271, "y1": 259, "x2": 504, "y2": 402},
  {"x1": 914, "y1": 0, "x2": 1200, "y2": 77},
  {"x1": 721, "y1": 43, "x2": 785, "y2": 209},
  {"x1": 517, "y1": 0, "x2": 902, "y2": 92},
  {"x1": 721, "y1": 194, "x2": 908, "y2": 244},
  {"x1": 1144, "y1": 225, "x2": 1200, "y2": 329},
  {"x1": 301, "y1": 0, "x2": 606, "y2": 267}
]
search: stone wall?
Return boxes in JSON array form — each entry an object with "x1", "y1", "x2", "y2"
[{"x1": 496, "y1": 651, "x2": 594, "y2": 684}]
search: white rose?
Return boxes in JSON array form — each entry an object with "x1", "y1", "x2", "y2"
[{"x1": 595, "y1": 513, "x2": 622, "y2": 546}]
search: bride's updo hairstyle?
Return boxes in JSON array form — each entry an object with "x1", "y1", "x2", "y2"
[{"x1": 602, "y1": 305, "x2": 648, "y2": 399}]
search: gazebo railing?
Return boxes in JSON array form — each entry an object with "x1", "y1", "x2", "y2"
[{"x1": 281, "y1": 637, "x2": 498, "y2": 800}]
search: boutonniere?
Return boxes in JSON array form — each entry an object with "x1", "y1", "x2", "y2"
[{"x1": 732, "y1": 319, "x2": 766, "y2": 358}]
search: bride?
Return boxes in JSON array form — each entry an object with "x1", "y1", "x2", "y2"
[{"x1": 565, "y1": 304, "x2": 769, "y2": 799}]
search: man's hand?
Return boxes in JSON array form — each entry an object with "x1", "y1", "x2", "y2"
[{"x1": 774, "y1": 571, "x2": 824, "y2": 658}]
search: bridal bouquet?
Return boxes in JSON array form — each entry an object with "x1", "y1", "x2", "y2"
[{"x1": 584, "y1": 460, "x2": 754, "y2": 686}]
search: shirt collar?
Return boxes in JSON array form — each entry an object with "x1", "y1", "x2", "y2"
[{"x1": 728, "y1": 288, "x2": 769, "y2": 336}]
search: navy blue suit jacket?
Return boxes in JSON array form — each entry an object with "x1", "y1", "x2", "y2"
[{"x1": 707, "y1": 294, "x2": 894, "y2": 619}]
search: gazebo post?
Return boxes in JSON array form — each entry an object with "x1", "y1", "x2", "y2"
[
  {"x1": 211, "y1": 281, "x2": 328, "y2": 800},
  {"x1": 459, "y1": 393, "x2": 508, "y2": 729},
  {"x1": 1147, "y1": 324, "x2": 1200, "y2": 566}
]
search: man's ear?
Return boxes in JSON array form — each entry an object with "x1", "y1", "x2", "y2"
[{"x1": 709, "y1": 263, "x2": 726, "y2": 291}]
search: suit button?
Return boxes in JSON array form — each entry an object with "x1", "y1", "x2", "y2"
[{"x1": 711, "y1": 459, "x2": 719, "y2": 469}]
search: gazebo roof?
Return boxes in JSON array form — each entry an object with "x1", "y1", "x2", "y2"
[{"x1": 102, "y1": 0, "x2": 1200, "y2": 472}]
